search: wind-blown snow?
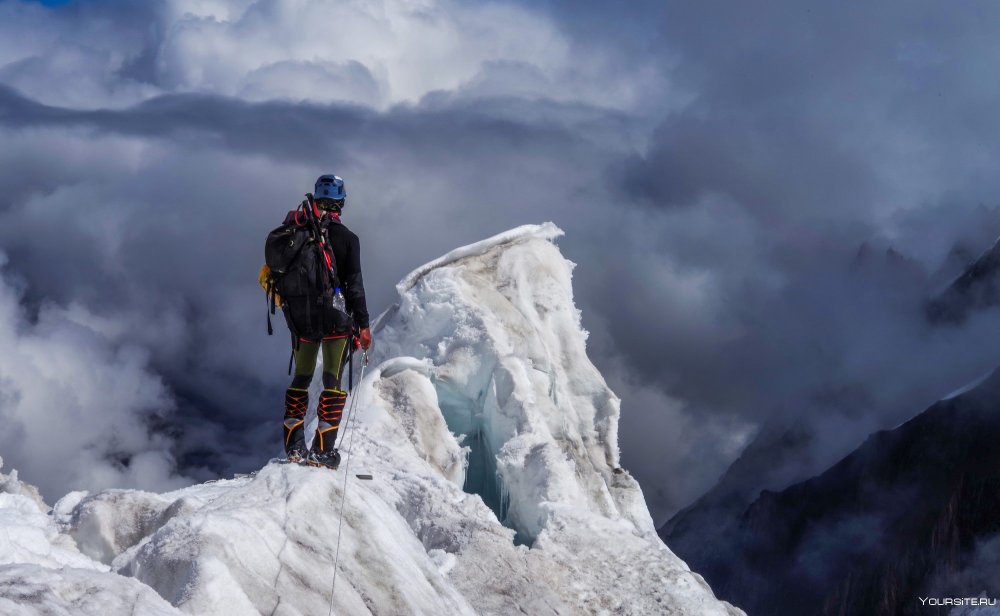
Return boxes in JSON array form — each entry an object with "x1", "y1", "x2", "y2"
[
  {"x1": 0, "y1": 224, "x2": 741, "y2": 615},
  {"x1": 942, "y1": 369, "x2": 995, "y2": 401}
]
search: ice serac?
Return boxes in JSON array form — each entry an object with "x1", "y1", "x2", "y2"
[
  {"x1": 365, "y1": 222, "x2": 739, "y2": 614},
  {"x1": 373, "y1": 222, "x2": 650, "y2": 541},
  {"x1": 1, "y1": 224, "x2": 742, "y2": 615}
]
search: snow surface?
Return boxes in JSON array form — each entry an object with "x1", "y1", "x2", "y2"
[
  {"x1": 0, "y1": 224, "x2": 742, "y2": 615},
  {"x1": 0, "y1": 458, "x2": 183, "y2": 615}
]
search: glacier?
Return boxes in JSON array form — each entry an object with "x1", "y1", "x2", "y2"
[{"x1": 0, "y1": 223, "x2": 742, "y2": 615}]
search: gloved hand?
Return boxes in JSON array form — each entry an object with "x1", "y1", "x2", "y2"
[{"x1": 358, "y1": 327, "x2": 372, "y2": 351}]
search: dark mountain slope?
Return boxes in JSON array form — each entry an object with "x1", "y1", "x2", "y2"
[
  {"x1": 928, "y1": 238, "x2": 1000, "y2": 323},
  {"x1": 664, "y1": 369, "x2": 1000, "y2": 616}
]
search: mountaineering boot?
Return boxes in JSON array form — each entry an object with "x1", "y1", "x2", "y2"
[
  {"x1": 308, "y1": 388, "x2": 347, "y2": 469},
  {"x1": 283, "y1": 387, "x2": 309, "y2": 462},
  {"x1": 309, "y1": 448, "x2": 341, "y2": 470}
]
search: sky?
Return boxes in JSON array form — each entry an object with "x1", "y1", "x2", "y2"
[{"x1": 3, "y1": 0, "x2": 1000, "y2": 524}]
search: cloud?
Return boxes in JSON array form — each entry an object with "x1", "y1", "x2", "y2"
[
  {"x1": 3, "y1": 0, "x2": 1000, "y2": 525},
  {"x1": 574, "y1": 0, "x2": 1000, "y2": 518},
  {"x1": 645, "y1": 0, "x2": 1000, "y2": 219},
  {"x1": 1, "y1": 0, "x2": 646, "y2": 111},
  {"x1": 0, "y1": 253, "x2": 189, "y2": 500},
  {"x1": 0, "y1": 53, "x2": 639, "y2": 498}
]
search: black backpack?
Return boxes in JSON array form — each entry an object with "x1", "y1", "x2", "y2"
[{"x1": 264, "y1": 199, "x2": 352, "y2": 342}]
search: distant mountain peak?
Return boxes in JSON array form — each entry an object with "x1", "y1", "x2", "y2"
[{"x1": 927, "y1": 234, "x2": 1000, "y2": 323}]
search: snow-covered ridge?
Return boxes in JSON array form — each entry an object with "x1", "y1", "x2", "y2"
[{"x1": 0, "y1": 225, "x2": 742, "y2": 615}]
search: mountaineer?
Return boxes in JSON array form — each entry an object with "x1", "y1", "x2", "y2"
[{"x1": 260, "y1": 174, "x2": 372, "y2": 469}]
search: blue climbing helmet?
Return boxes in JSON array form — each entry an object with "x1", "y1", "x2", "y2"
[{"x1": 314, "y1": 174, "x2": 347, "y2": 210}]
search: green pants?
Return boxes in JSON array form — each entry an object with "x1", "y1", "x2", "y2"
[
  {"x1": 284, "y1": 335, "x2": 351, "y2": 455},
  {"x1": 291, "y1": 336, "x2": 348, "y2": 390}
]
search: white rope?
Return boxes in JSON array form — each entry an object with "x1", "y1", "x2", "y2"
[{"x1": 327, "y1": 350, "x2": 368, "y2": 616}]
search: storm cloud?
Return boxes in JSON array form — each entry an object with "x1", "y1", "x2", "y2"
[
  {"x1": 2, "y1": 0, "x2": 1000, "y2": 524},
  {"x1": 599, "y1": 0, "x2": 1000, "y2": 514}
]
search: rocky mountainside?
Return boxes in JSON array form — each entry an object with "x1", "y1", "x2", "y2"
[
  {"x1": 660, "y1": 422, "x2": 814, "y2": 571},
  {"x1": 664, "y1": 368, "x2": 1000, "y2": 615},
  {"x1": 927, "y1": 237, "x2": 1000, "y2": 323}
]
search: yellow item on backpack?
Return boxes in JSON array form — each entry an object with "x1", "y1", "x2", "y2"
[{"x1": 259, "y1": 264, "x2": 283, "y2": 308}]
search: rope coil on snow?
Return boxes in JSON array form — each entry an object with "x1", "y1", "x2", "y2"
[{"x1": 327, "y1": 351, "x2": 368, "y2": 616}]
